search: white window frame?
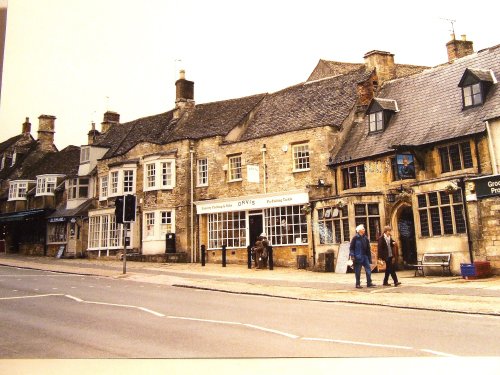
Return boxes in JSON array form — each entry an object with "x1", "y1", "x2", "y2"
[
  {"x1": 36, "y1": 175, "x2": 61, "y2": 196},
  {"x1": 228, "y1": 155, "x2": 242, "y2": 182},
  {"x1": 369, "y1": 111, "x2": 384, "y2": 132},
  {"x1": 208, "y1": 211, "x2": 246, "y2": 249},
  {"x1": 108, "y1": 167, "x2": 137, "y2": 197},
  {"x1": 143, "y1": 210, "x2": 176, "y2": 241},
  {"x1": 292, "y1": 143, "x2": 310, "y2": 172},
  {"x1": 68, "y1": 177, "x2": 90, "y2": 200},
  {"x1": 88, "y1": 213, "x2": 130, "y2": 251},
  {"x1": 100, "y1": 175, "x2": 108, "y2": 200},
  {"x1": 8, "y1": 180, "x2": 32, "y2": 201},
  {"x1": 197, "y1": 158, "x2": 208, "y2": 187},
  {"x1": 11, "y1": 152, "x2": 16, "y2": 166},
  {"x1": 80, "y1": 147, "x2": 90, "y2": 163},
  {"x1": 143, "y1": 159, "x2": 176, "y2": 192}
]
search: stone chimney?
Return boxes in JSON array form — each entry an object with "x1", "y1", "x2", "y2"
[
  {"x1": 87, "y1": 122, "x2": 100, "y2": 145},
  {"x1": 363, "y1": 50, "x2": 396, "y2": 85},
  {"x1": 22, "y1": 117, "x2": 31, "y2": 134},
  {"x1": 174, "y1": 70, "x2": 195, "y2": 119},
  {"x1": 37, "y1": 115, "x2": 56, "y2": 151},
  {"x1": 446, "y1": 34, "x2": 474, "y2": 62},
  {"x1": 101, "y1": 111, "x2": 120, "y2": 134}
]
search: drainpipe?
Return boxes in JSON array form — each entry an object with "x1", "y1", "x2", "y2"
[
  {"x1": 261, "y1": 144, "x2": 267, "y2": 194},
  {"x1": 310, "y1": 201, "x2": 316, "y2": 267},
  {"x1": 485, "y1": 121, "x2": 498, "y2": 174},
  {"x1": 459, "y1": 177, "x2": 474, "y2": 263},
  {"x1": 190, "y1": 143, "x2": 195, "y2": 263}
]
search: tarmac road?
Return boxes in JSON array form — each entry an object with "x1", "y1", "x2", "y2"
[{"x1": 1, "y1": 265, "x2": 499, "y2": 359}]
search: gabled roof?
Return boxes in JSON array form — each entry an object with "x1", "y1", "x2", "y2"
[
  {"x1": 458, "y1": 68, "x2": 495, "y2": 86},
  {"x1": 367, "y1": 98, "x2": 399, "y2": 113},
  {"x1": 19, "y1": 145, "x2": 81, "y2": 179},
  {"x1": 307, "y1": 59, "x2": 428, "y2": 82},
  {"x1": 331, "y1": 44, "x2": 500, "y2": 164},
  {"x1": 237, "y1": 67, "x2": 372, "y2": 142}
]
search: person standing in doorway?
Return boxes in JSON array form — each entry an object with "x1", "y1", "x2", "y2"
[
  {"x1": 377, "y1": 226, "x2": 401, "y2": 286},
  {"x1": 349, "y1": 224, "x2": 375, "y2": 289}
]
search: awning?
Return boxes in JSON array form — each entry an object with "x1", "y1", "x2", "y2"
[
  {"x1": 0, "y1": 209, "x2": 51, "y2": 223},
  {"x1": 48, "y1": 199, "x2": 94, "y2": 221}
]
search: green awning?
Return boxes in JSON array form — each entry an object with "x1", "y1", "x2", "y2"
[{"x1": 0, "y1": 209, "x2": 49, "y2": 223}]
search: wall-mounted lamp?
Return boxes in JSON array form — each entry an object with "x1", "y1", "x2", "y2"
[
  {"x1": 318, "y1": 179, "x2": 325, "y2": 187},
  {"x1": 260, "y1": 144, "x2": 267, "y2": 153},
  {"x1": 387, "y1": 193, "x2": 396, "y2": 203}
]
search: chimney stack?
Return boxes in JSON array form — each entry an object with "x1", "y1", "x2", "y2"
[
  {"x1": 37, "y1": 115, "x2": 56, "y2": 151},
  {"x1": 101, "y1": 111, "x2": 120, "y2": 134},
  {"x1": 174, "y1": 70, "x2": 194, "y2": 119},
  {"x1": 22, "y1": 117, "x2": 31, "y2": 135},
  {"x1": 87, "y1": 121, "x2": 100, "y2": 145},
  {"x1": 446, "y1": 34, "x2": 474, "y2": 62},
  {"x1": 363, "y1": 50, "x2": 396, "y2": 85}
]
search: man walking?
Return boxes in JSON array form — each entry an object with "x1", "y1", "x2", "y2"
[
  {"x1": 349, "y1": 224, "x2": 375, "y2": 289},
  {"x1": 377, "y1": 225, "x2": 401, "y2": 286}
]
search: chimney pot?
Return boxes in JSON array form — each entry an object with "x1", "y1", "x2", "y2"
[
  {"x1": 22, "y1": 117, "x2": 31, "y2": 134},
  {"x1": 461, "y1": 34, "x2": 467, "y2": 41},
  {"x1": 446, "y1": 35, "x2": 474, "y2": 62}
]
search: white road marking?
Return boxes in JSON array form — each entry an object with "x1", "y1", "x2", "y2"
[
  {"x1": 167, "y1": 316, "x2": 242, "y2": 326},
  {"x1": 301, "y1": 337, "x2": 413, "y2": 350},
  {"x1": 420, "y1": 349, "x2": 457, "y2": 357},
  {"x1": 244, "y1": 324, "x2": 299, "y2": 339},
  {"x1": 0, "y1": 293, "x2": 63, "y2": 300}
]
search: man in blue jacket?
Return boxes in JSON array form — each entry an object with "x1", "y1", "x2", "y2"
[{"x1": 349, "y1": 224, "x2": 376, "y2": 289}]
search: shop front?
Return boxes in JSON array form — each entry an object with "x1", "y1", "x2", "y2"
[{"x1": 195, "y1": 190, "x2": 310, "y2": 267}]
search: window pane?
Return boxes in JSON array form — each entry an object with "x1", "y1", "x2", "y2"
[
  {"x1": 449, "y1": 144, "x2": 461, "y2": 171},
  {"x1": 368, "y1": 204, "x2": 379, "y2": 215},
  {"x1": 454, "y1": 205, "x2": 467, "y2": 233},
  {"x1": 419, "y1": 210, "x2": 430, "y2": 236},
  {"x1": 357, "y1": 165, "x2": 366, "y2": 187},
  {"x1": 342, "y1": 168, "x2": 350, "y2": 190},
  {"x1": 417, "y1": 194, "x2": 427, "y2": 208},
  {"x1": 441, "y1": 206, "x2": 453, "y2": 234},
  {"x1": 440, "y1": 191, "x2": 450, "y2": 205},
  {"x1": 452, "y1": 190, "x2": 462, "y2": 203},
  {"x1": 354, "y1": 204, "x2": 366, "y2": 216},
  {"x1": 430, "y1": 208, "x2": 441, "y2": 236},
  {"x1": 460, "y1": 142, "x2": 473, "y2": 168},
  {"x1": 439, "y1": 147, "x2": 450, "y2": 173},
  {"x1": 368, "y1": 217, "x2": 380, "y2": 242},
  {"x1": 293, "y1": 144, "x2": 310, "y2": 170},
  {"x1": 428, "y1": 192, "x2": 438, "y2": 206},
  {"x1": 350, "y1": 166, "x2": 358, "y2": 188}
]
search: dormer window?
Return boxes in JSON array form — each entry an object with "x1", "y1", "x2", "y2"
[
  {"x1": 80, "y1": 146, "x2": 90, "y2": 163},
  {"x1": 458, "y1": 68, "x2": 496, "y2": 109},
  {"x1": 366, "y1": 98, "x2": 398, "y2": 133}
]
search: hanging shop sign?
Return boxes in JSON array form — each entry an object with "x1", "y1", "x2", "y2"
[
  {"x1": 195, "y1": 190, "x2": 309, "y2": 214},
  {"x1": 473, "y1": 174, "x2": 500, "y2": 198},
  {"x1": 395, "y1": 153, "x2": 416, "y2": 180}
]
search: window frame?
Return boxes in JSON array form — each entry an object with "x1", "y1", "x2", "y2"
[
  {"x1": 438, "y1": 141, "x2": 474, "y2": 173},
  {"x1": 36, "y1": 175, "x2": 61, "y2": 196},
  {"x1": 354, "y1": 203, "x2": 381, "y2": 242},
  {"x1": 228, "y1": 155, "x2": 242, "y2": 182},
  {"x1": 197, "y1": 158, "x2": 208, "y2": 187},
  {"x1": 47, "y1": 222, "x2": 67, "y2": 243},
  {"x1": 462, "y1": 82, "x2": 483, "y2": 109},
  {"x1": 341, "y1": 164, "x2": 366, "y2": 190},
  {"x1": 208, "y1": 211, "x2": 246, "y2": 249},
  {"x1": 143, "y1": 159, "x2": 176, "y2": 192},
  {"x1": 99, "y1": 175, "x2": 108, "y2": 200},
  {"x1": 8, "y1": 180, "x2": 32, "y2": 201},
  {"x1": 318, "y1": 205, "x2": 349, "y2": 244},
  {"x1": 265, "y1": 205, "x2": 308, "y2": 246},
  {"x1": 80, "y1": 147, "x2": 90, "y2": 163},
  {"x1": 108, "y1": 167, "x2": 137, "y2": 197},
  {"x1": 292, "y1": 143, "x2": 310, "y2": 172},
  {"x1": 68, "y1": 177, "x2": 90, "y2": 200},
  {"x1": 369, "y1": 111, "x2": 384, "y2": 133}
]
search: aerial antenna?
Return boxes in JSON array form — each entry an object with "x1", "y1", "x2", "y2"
[
  {"x1": 440, "y1": 18, "x2": 456, "y2": 39},
  {"x1": 105, "y1": 96, "x2": 110, "y2": 111}
]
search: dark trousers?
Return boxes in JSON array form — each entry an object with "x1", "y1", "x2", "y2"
[
  {"x1": 384, "y1": 257, "x2": 399, "y2": 284},
  {"x1": 354, "y1": 255, "x2": 373, "y2": 286}
]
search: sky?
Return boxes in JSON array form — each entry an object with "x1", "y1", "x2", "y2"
[{"x1": 0, "y1": 0, "x2": 498, "y2": 150}]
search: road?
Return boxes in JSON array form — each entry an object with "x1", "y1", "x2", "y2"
[{"x1": 0, "y1": 265, "x2": 499, "y2": 358}]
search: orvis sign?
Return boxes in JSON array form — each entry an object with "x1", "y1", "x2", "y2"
[
  {"x1": 474, "y1": 174, "x2": 500, "y2": 198},
  {"x1": 195, "y1": 191, "x2": 309, "y2": 214}
]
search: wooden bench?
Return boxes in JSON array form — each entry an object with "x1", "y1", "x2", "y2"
[{"x1": 411, "y1": 253, "x2": 452, "y2": 276}]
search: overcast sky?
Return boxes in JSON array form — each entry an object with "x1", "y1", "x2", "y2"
[{"x1": 0, "y1": 0, "x2": 498, "y2": 149}]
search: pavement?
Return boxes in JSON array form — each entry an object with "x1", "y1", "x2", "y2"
[{"x1": 1, "y1": 253, "x2": 499, "y2": 316}]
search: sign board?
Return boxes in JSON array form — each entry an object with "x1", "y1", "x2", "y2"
[
  {"x1": 247, "y1": 165, "x2": 260, "y2": 183},
  {"x1": 195, "y1": 190, "x2": 309, "y2": 214},
  {"x1": 473, "y1": 174, "x2": 500, "y2": 198},
  {"x1": 55, "y1": 245, "x2": 65, "y2": 259},
  {"x1": 396, "y1": 153, "x2": 416, "y2": 180},
  {"x1": 335, "y1": 242, "x2": 351, "y2": 273}
]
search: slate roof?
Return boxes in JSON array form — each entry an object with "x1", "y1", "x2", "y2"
[
  {"x1": 331, "y1": 44, "x2": 500, "y2": 164},
  {"x1": 0, "y1": 134, "x2": 23, "y2": 154},
  {"x1": 307, "y1": 59, "x2": 428, "y2": 82},
  {"x1": 48, "y1": 198, "x2": 94, "y2": 219},
  {"x1": 237, "y1": 67, "x2": 372, "y2": 142},
  {"x1": 96, "y1": 94, "x2": 266, "y2": 159},
  {"x1": 19, "y1": 145, "x2": 81, "y2": 179}
]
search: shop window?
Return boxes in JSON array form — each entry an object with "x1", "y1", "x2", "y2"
[
  {"x1": 48, "y1": 222, "x2": 67, "y2": 243},
  {"x1": 354, "y1": 203, "x2": 380, "y2": 242},
  {"x1": 318, "y1": 206, "x2": 349, "y2": 244},
  {"x1": 208, "y1": 211, "x2": 246, "y2": 249},
  {"x1": 265, "y1": 205, "x2": 308, "y2": 246},
  {"x1": 342, "y1": 164, "x2": 366, "y2": 190},
  {"x1": 417, "y1": 190, "x2": 466, "y2": 237},
  {"x1": 88, "y1": 214, "x2": 123, "y2": 250}
]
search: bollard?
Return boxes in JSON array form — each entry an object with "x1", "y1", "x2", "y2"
[
  {"x1": 222, "y1": 244, "x2": 227, "y2": 267},
  {"x1": 247, "y1": 245, "x2": 252, "y2": 269},
  {"x1": 201, "y1": 244, "x2": 206, "y2": 267},
  {"x1": 268, "y1": 246, "x2": 274, "y2": 270}
]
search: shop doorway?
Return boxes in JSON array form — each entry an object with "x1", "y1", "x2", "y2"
[
  {"x1": 248, "y1": 212, "x2": 263, "y2": 248},
  {"x1": 397, "y1": 206, "x2": 417, "y2": 266}
]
